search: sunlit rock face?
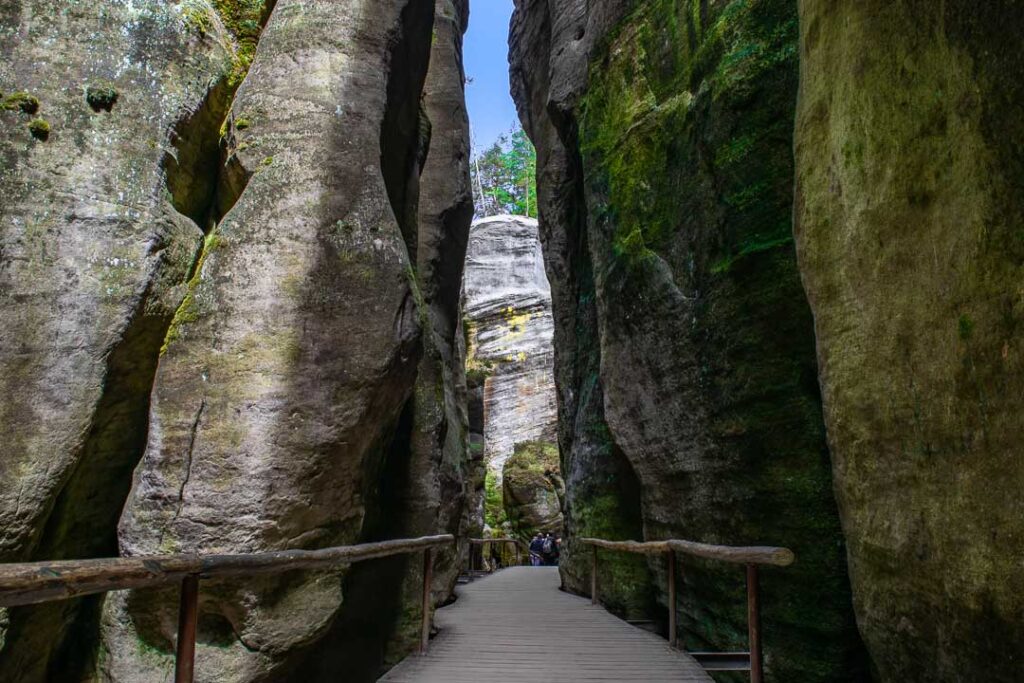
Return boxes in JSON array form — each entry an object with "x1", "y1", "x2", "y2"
[
  {"x1": 0, "y1": 0, "x2": 471, "y2": 681},
  {"x1": 463, "y1": 215, "x2": 557, "y2": 478},
  {"x1": 0, "y1": 1, "x2": 251, "y2": 679}
]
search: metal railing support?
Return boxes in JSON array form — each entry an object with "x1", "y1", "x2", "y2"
[
  {"x1": 174, "y1": 575, "x2": 199, "y2": 683},
  {"x1": 590, "y1": 545, "x2": 598, "y2": 605}
]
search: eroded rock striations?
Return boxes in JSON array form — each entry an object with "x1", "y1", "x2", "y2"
[
  {"x1": 510, "y1": 0, "x2": 866, "y2": 677},
  {"x1": 463, "y1": 215, "x2": 558, "y2": 478},
  {"x1": 794, "y1": 2, "x2": 1024, "y2": 680},
  {"x1": 0, "y1": 0, "x2": 471, "y2": 681}
]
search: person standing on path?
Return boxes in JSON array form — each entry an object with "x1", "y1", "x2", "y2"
[{"x1": 529, "y1": 533, "x2": 544, "y2": 566}]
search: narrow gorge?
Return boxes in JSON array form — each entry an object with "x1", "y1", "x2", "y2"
[{"x1": 0, "y1": 1, "x2": 1021, "y2": 682}]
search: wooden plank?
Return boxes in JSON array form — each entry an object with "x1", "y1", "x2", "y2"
[{"x1": 380, "y1": 567, "x2": 713, "y2": 683}]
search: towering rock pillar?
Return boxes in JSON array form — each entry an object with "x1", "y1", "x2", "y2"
[
  {"x1": 511, "y1": 0, "x2": 867, "y2": 677},
  {"x1": 463, "y1": 215, "x2": 558, "y2": 480},
  {"x1": 794, "y1": 2, "x2": 1024, "y2": 679},
  {"x1": 101, "y1": 1, "x2": 440, "y2": 680}
]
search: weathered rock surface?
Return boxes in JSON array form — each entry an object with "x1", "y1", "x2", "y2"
[
  {"x1": 502, "y1": 441, "x2": 564, "y2": 541},
  {"x1": 364, "y1": 0, "x2": 475, "y2": 668},
  {"x1": 511, "y1": 0, "x2": 866, "y2": 677},
  {"x1": 0, "y1": 0, "x2": 471, "y2": 681},
  {"x1": 96, "y1": 0, "x2": 463, "y2": 680},
  {"x1": 0, "y1": 1, "x2": 256, "y2": 678},
  {"x1": 463, "y1": 215, "x2": 557, "y2": 477},
  {"x1": 794, "y1": 2, "x2": 1024, "y2": 680}
]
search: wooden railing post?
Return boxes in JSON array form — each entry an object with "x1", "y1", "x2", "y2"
[
  {"x1": 174, "y1": 575, "x2": 199, "y2": 683},
  {"x1": 747, "y1": 564, "x2": 762, "y2": 683},
  {"x1": 667, "y1": 550, "x2": 677, "y2": 649},
  {"x1": 590, "y1": 545, "x2": 598, "y2": 605},
  {"x1": 420, "y1": 548, "x2": 434, "y2": 654}
]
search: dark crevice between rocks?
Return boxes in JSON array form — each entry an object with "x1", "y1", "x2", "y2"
[
  {"x1": 163, "y1": 78, "x2": 240, "y2": 233},
  {"x1": 0, "y1": 17, "x2": 278, "y2": 676},
  {"x1": 291, "y1": 400, "x2": 418, "y2": 683},
  {"x1": 379, "y1": 0, "x2": 436, "y2": 262}
]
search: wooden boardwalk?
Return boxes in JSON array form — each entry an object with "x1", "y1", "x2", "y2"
[{"x1": 380, "y1": 566, "x2": 713, "y2": 682}]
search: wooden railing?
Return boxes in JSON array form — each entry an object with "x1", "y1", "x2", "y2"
[
  {"x1": 466, "y1": 537, "x2": 530, "y2": 571},
  {"x1": 581, "y1": 537, "x2": 795, "y2": 683},
  {"x1": 0, "y1": 534, "x2": 455, "y2": 682}
]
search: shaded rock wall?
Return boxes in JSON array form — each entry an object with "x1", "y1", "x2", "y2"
[
  {"x1": 0, "y1": 1, "x2": 471, "y2": 681},
  {"x1": 510, "y1": 0, "x2": 866, "y2": 677},
  {"x1": 463, "y1": 215, "x2": 558, "y2": 478},
  {"x1": 794, "y1": 2, "x2": 1024, "y2": 680}
]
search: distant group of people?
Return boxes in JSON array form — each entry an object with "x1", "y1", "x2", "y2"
[{"x1": 528, "y1": 532, "x2": 561, "y2": 566}]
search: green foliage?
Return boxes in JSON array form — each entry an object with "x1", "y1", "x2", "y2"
[
  {"x1": 181, "y1": 0, "x2": 268, "y2": 85},
  {"x1": 471, "y1": 123, "x2": 538, "y2": 219},
  {"x1": 3, "y1": 92, "x2": 39, "y2": 114},
  {"x1": 27, "y1": 118, "x2": 50, "y2": 141},
  {"x1": 86, "y1": 84, "x2": 118, "y2": 112},
  {"x1": 212, "y1": 0, "x2": 269, "y2": 85},
  {"x1": 483, "y1": 470, "x2": 506, "y2": 529}
]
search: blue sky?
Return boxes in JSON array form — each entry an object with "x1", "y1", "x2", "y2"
[{"x1": 464, "y1": 0, "x2": 520, "y2": 155}]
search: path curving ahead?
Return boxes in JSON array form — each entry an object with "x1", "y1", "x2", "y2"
[{"x1": 379, "y1": 566, "x2": 712, "y2": 682}]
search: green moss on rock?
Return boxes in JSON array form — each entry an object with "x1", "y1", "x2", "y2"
[
  {"x1": 571, "y1": 0, "x2": 866, "y2": 678},
  {"x1": 3, "y1": 92, "x2": 39, "y2": 114},
  {"x1": 27, "y1": 118, "x2": 50, "y2": 141},
  {"x1": 86, "y1": 84, "x2": 119, "y2": 112}
]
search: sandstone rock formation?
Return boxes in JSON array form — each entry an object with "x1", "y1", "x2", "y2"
[
  {"x1": 0, "y1": 1, "x2": 262, "y2": 678},
  {"x1": 794, "y1": 2, "x2": 1024, "y2": 680},
  {"x1": 510, "y1": 0, "x2": 866, "y2": 676},
  {"x1": 463, "y1": 215, "x2": 557, "y2": 478},
  {"x1": 0, "y1": 1, "x2": 471, "y2": 681},
  {"x1": 502, "y1": 441, "x2": 564, "y2": 541}
]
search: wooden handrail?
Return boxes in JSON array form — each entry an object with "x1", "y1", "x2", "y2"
[
  {"x1": 580, "y1": 536, "x2": 795, "y2": 683},
  {"x1": 0, "y1": 534, "x2": 455, "y2": 608},
  {"x1": 0, "y1": 534, "x2": 455, "y2": 682},
  {"x1": 579, "y1": 537, "x2": 794, "y2": 566}
]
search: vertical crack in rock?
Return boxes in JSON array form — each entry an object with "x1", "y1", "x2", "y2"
[
  {"x1": 175, "y1": 399, "x2": 206, "y2": 522},
  {"x1": 379, "y1": 0, "x2": 436, "y2": 260}
]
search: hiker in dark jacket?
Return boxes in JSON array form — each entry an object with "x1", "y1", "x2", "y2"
[
  {"x1": 540, "y1": 533, "x2": 557, "y2": 566},
  {"x1": 528, "y1": 533, "x2": 544, "y2": 566}
]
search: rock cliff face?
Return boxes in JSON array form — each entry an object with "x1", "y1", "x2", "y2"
[
  {"x1": 510, "y1": 0, "x2": 866, "y2": 677},
  {"x1": 0, "y1": 1, "x2": 471, "y2": 681},
  {"x1": 0, "y1": 1, "x2": 262, "y2": 678},
  {"x1": 503, "y1": 441, "x2": 564, "y2": 541},
  {"x1": 794, "y1": 2, "x2": 1024, "y2": 680},
  {"x1": 463, "y1": 215, "x2": 558, "y2": 478}
]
